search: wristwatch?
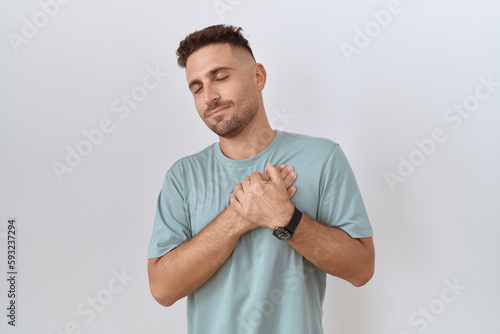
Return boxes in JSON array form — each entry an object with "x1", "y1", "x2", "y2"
[{"x1": 272, "y1": 207, "x2": 302, "y2": 241}]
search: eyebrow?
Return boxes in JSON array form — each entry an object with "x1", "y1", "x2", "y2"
[{"x1": 188, "y1": 66, "x2": 234, "y2": 90}]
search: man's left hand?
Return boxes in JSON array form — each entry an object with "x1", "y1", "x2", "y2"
[{"x1": 230, "y1": 162, "x2": 295, "y2": 229}]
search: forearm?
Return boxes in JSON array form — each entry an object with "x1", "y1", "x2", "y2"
[
  {"x1": 148, "y1": 206, "x2": 248, "y2": 306},
  {"x1": 288, "y1": 215, "x2": 375, "y2": 287}
]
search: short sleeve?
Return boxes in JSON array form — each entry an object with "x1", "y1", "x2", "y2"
[
  {"x1": 147, "y1": 163, "x2": 192, "y2": 259},
  {"x1": 317, "y1": 144, "x2": 373, "y2": 238}
]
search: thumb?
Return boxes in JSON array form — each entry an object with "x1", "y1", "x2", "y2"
[{"x1": 267, "y1": 162, "x2": 281, "y2": 183}]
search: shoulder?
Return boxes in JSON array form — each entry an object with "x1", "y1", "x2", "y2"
[
  {"x1": 165, "y1": 143, "x2": 216, "y2": 179},
  {"x1": 280, "y1": 131, "x2": 339, "y2": 154}
]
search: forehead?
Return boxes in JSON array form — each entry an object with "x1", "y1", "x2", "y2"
[{"x1": 185, "y1": 43, "x2": 245, "y2": 80}]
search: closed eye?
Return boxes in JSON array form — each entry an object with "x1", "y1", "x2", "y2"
[{"x1": 192, "y1": 75, "x2": 229, "y2": 94}]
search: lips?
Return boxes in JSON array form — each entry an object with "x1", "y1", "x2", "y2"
[{"x1": 207, "y1": 105, "x2": 229, "y2": 118}]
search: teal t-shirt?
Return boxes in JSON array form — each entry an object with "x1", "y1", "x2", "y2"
[{"x1": 148, "y1": 130, "x2": 373, "y2": 334}]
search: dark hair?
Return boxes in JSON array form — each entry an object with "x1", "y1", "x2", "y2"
[{"x1": 176, "y1": 25, "x2": 255, "y2": 68}]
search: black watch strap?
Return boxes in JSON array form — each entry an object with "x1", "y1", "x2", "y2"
[{"x1": 286, "y1": 207, "x2": 302, "y2": 234}]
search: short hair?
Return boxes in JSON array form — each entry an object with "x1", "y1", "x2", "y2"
[{"x1": 176, "y1": 24, "x2": 255, "y2": 68}]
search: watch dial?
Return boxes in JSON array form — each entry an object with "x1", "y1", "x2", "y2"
[{"x1": 273, "y1": 227, "x2": 291, "y2": 240}]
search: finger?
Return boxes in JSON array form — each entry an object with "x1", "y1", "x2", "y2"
[
  {"x1": 234, "y1": 183, "x2": 244, "y2": 196},
  {"x1": 242, "y1": 176, "x2": 251, "y2": 187},
  {"x1": 230, "y1": 193, "x2": 243, "y2": 210},
  {"x1": 250, "y1": 171, "x2": 261, "y2": 181},
  {"x1": 287, "y1": 185, "x2": 297, "y2": 199},
  {"x1": 279, "y1": 165, "x2": 293, "y2": 181},
  {"x1": 267, "y1": 162, "x2": 281, "y2": 183},
  {"x1": 276, "y1": 164, "x2": 286, "y2": 172},
  {"x1": 260, "y1": 170, "x2": 270, "y2": 181},
  {"x1": 283, "y1": 168, "x2": 297, "y2": 189}
]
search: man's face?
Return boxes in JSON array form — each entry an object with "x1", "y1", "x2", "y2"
[{"x1": 185, "y1": 43, "x2": 260, "y2": 138}]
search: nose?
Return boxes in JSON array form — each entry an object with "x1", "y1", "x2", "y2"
[{"x1": 203, "y1": 83, "x2": 220, "y2": 105}]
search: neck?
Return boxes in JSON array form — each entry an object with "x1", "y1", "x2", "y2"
[{"x1": 219, "y1": 122, "x2": 276, "y2": 160}]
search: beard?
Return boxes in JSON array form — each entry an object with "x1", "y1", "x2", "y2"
[{"x1": 204, "y1": 96, "x2": 259, "y2": 138}]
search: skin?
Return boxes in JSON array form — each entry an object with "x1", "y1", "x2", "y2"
[
  {"x1": 186, "y1": 43, "x2": 274, "y2": 160},
  {"x1": 148, "y1": 43, "x2": 375, "y2": 307}
]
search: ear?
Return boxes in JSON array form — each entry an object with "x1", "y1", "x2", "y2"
[{"x1": 253, "y1": 63, "x2": 267, "y2": 92}]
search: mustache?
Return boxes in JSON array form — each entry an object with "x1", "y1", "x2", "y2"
[{"x1": 204, "y1": 101, "x2": 233, "y2": 117}]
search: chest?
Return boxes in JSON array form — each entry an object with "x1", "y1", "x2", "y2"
[{"x1": 183, "y1": 166, "x2": 321, "y2": 235}]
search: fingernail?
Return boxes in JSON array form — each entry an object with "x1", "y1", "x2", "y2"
[{"x1": 291, "y1": 172, "x2": 296, "y2": 177}]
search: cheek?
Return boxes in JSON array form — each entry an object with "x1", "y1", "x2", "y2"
[{"x1": 236, "y1": 85, "x2": 257, "y2": 105}]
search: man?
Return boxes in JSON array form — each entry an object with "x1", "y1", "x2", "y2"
[{"x1": 148, "y1": 25, "x2": 374, "y2": 334}]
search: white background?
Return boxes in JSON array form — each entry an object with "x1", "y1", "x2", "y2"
[{"x1": 1, "y1": 0, "x2": 500, "y2": 333}]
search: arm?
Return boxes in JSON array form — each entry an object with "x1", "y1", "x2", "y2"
[
  {"x1": 148, "y1": 165, "x2": 297, "y2": 307},
  {"x1": 287, "y1": 216, "x2": 374, "y2": 287},
  {"x1": 231, "y1": 162, "x2": 375, "y2": 287},
  {"x1": 148, "y1": 206, "x2": 251, "y2": 307}
]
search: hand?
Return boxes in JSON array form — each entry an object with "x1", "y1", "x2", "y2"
[
  {"x1": 229, "y1": 164, "x2": 298, "y2": 234},
  {"x1": 259, "y1": 164, "x2": 297, "y2": 199},
  {"x1": 230, "y1": 163, "x2": 295, "y2": 230}
]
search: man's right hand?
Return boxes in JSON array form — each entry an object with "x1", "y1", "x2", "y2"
[{"x1": 230, "y1": 164, "x2": 297, "y2": 235}]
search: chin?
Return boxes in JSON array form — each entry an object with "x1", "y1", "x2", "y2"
[{"x1": 214, "y1": 128, "x2": 242, "y2": 138}]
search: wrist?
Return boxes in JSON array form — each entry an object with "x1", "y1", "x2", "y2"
[
  {"x1": 272, "y1": 206, "x2": 303, "y2": 241},
  {"x1": 224, "y1": 205, "x2": 254, "y2": 237},
  {"x1": 272, "y1": 202, "x2": 295, "y2": 229}
]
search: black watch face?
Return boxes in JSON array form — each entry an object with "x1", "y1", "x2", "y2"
[{"x1": 273, "y1": 227, "x2": 291, "y2": 240}]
